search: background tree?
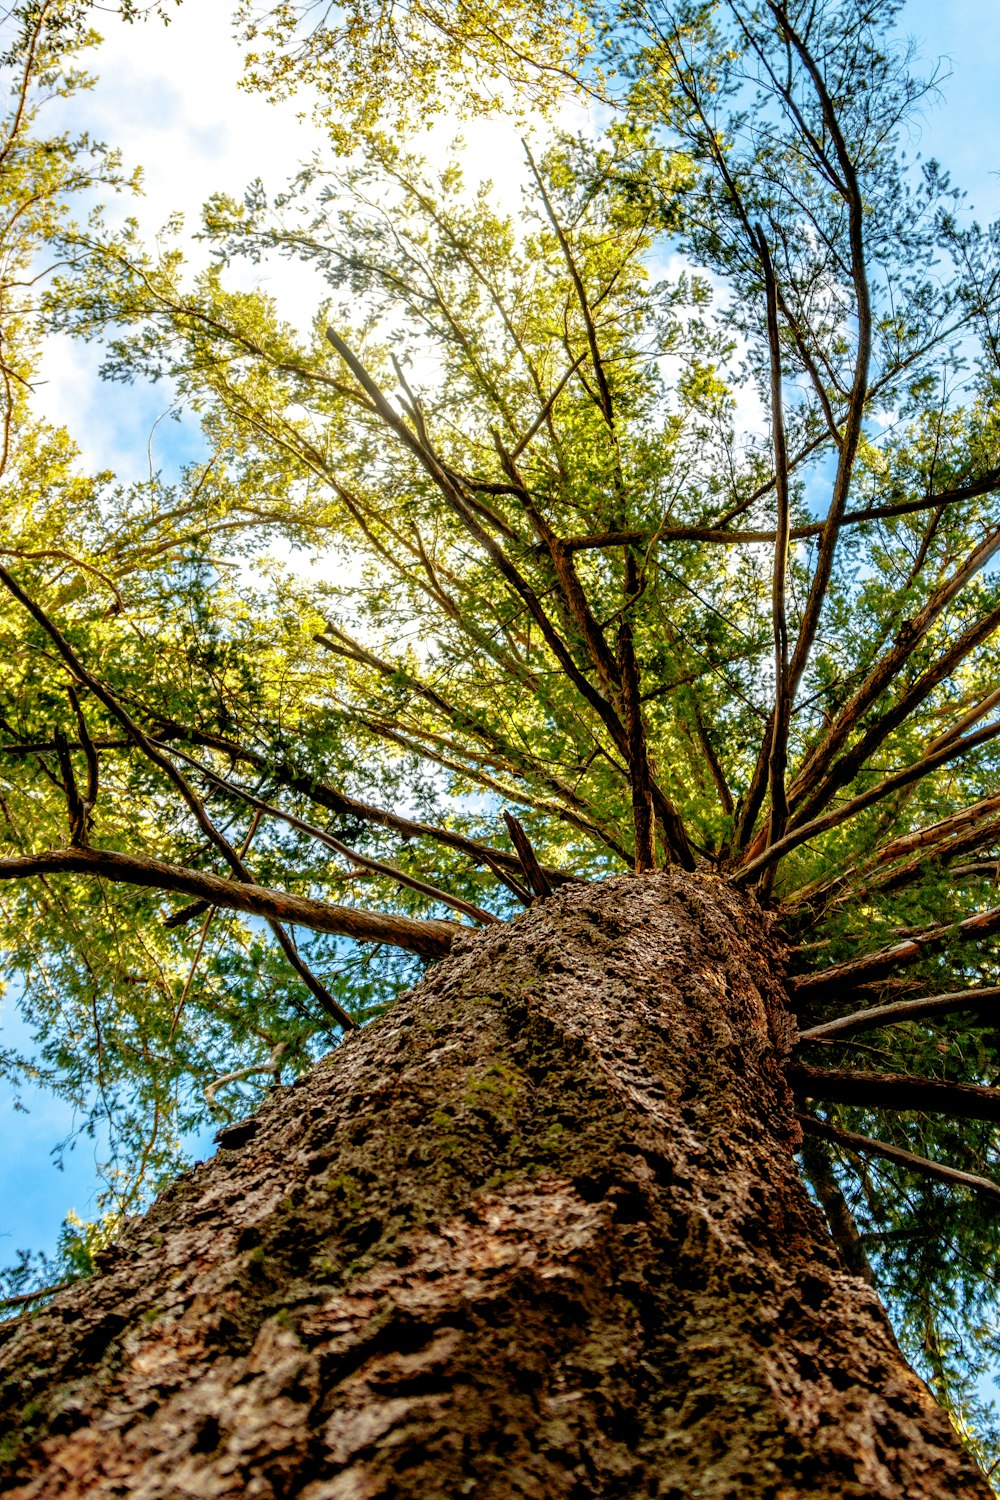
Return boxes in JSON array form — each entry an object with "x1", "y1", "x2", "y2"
[{"x1": 4, "y1": 0, "x2": 1000, "y2": 1490}]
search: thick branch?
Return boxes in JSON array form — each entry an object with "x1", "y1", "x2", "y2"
[
  {"x1": 617, "y1": 619, "x2": 655, "y2": 871},
  {"x1": 798, "y1": 1114, "x2": 1000, "y2": 1204},
  {"x1": 868, "y1": 791, "x2": 1000, "y2": 871},
  {"x1": 798, "y1": 1133, "x2": 875, "y2": 1283},
  {"x1": 781, "y1": 537, "x2": 1000, "y2": 834},
  {"x1": 649, "y1": 781, "x2": 696, "y2": 872},
  {"x1": 925, "y1": 686, "x2": 1000, "y2": 755},
  {"x1": 0, "y1": 848, "x2": 460, "y2": 961},
  {"x1": 796, "y1": 986, "x2": 1000, "y2": 1043},
  {"x1": 786, "y1": 788, "x2": 1000, "y2": 908},
  {"x1": 791, "y1": 1064, "x2": 1000, "y2": 1124},
  {"x1": 862, "y1": 813, "x2": 1000, "y2": 900},
  {"x1": 53, "y1": 730, "x2": 86, "y2": 846},
  {"x1": 487, "y1": 433, "x2": 622, "y2": 699},
  {"x1": 791, "y1": 901, "x2": 1000, "y2": 999},
  {"x1": 502, "y1": 811, "x2": 553, "y2": 900},
  {"x1": 67, "y1": 685, "x2": 98, "y2": 814},
  {"x1": 770, "y1": 1, "x2": 873, "y2": 704},
  {"x1": 757, "y1": 226, "x2": 792, "y2": 853}
]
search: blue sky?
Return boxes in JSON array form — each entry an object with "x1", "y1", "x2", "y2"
[
  {"x1": 3, "y1": 0, "x2": 1000, "y2": 1271},
  {"x1": 901, "y1": 0, "x2": 1000, "y2": 217}
]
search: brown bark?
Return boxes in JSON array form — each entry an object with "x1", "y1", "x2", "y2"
[{"x1": 0, "y1": 874, "x2": 989, "y2": 1498}]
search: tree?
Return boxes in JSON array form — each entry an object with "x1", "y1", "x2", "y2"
[{"x1": 2, "y1": 0, "x2": 1000, "y2": 1490}]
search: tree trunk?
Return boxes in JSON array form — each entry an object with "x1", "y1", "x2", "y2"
[{"x1": 0, "y1": 873, "x2": 990, "y2": 1498}]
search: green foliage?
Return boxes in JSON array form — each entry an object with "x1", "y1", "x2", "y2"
[{"x1": 235, "y1": 0, "x2": 598, "y2": 133}]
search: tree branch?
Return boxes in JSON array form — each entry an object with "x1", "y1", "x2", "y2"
[
  {"x1": 510, "y1": 352, "x2": 586, "y2": 459},
  {"x1": 513, "y1": 151, "x2": 696, "y2": 871},
  {"x1": 0, "y1": 847, "x2": 460, "y2": 962},
  {"x1": 0, "y1": 563, "x2": 349, "y2": 1024},
  {"x1": 688, "y1": 700, "x2": 735, "y2": 818},
  {"x1": 790, "y1": 1064, "x2": 1000, "y2": 1124},
  {"x1": 67, "y1": 684, "x2": 98, "y2": 814},
  {"x1": 734, "y1": 713, "x2": 1000, "y2": 887},
  {"x1": 797, "y1": 1114, "x2": 1000, "y2": 1205},
  {"x1": 798, "y1": 1132, "x2": 875, "y2": 1283},
  {"x1": 153, "y1": 739, "x2": 500, "y2": 926},
  {"x1": 779, "y1": 534, "x2": 1000, "y2": 834},
  {"x1": 754, "y1": 226, "x2": 792, "y2": 856},
  {"x1": 769, "y1": 0, "x2": 873, "y2": 706},
  {"x1": 617, "y1": 618, "x2": 655, "y2": 871},
  {"x1": 523, "y1": 142, "x2": 614, "y2": 429},
  {"x1": 313, "y1": 626, "x2": 620, "y2": 849},
  {"x1": 784, "y1": 785, "x2": 1000, "y2": 908},
  {"x1": 324, "y1": 328, "x2": 635, "y2": 765},
  {"x1": 0, "y1": 1280, "x2": 74, "y2": 1314},
  {"x1": 860, "y1": 813, "x2": 1000, "y2": 901},
  {"x1": 561, "y1": 475, "x2": 1000, "y2": 553},
  {"x1": 153, "y1": 722, "x2": 576, "y2": 887},
  {"x1": 791, "y1": 901, "x2": 1000, "y2": 999},
  {"x1": 502, "y1": 811, "x2": 553, "y2": 900},
  {"x1": 488, "y1": 429, "x2": 623, "y2": 705},
  {"x1": 796, "y1": 986, "x2": 1000, "y2": 1044}
]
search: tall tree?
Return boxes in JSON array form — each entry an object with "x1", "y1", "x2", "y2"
[{"x1": 3, "y1": 0, "x2": 1000, "y2": 1491}]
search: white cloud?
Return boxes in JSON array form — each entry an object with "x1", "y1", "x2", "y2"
[{"x1": 33, "y1": 3, "x2": 591, "y2": 484}]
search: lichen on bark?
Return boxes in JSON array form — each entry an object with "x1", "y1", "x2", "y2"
[{"x1": 0, "y1": 873, "x2": 990, "y2": 1497}]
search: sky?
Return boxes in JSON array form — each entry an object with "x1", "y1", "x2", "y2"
[
  {"x1": 901, "y1": 0, "x2": 1000, "y2": 215},
  {"x1": 4, "y1": 0, "x2": 1000, "y2": 1267}
]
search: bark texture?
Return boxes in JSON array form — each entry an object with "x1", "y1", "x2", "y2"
[{"x1": 0, "y1": 872, "x2": 990, "y2": 1498}]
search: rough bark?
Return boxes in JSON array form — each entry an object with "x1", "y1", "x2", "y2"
[{"x1": 0, "y1": 873, "x2": 989, "y2": 1498}]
